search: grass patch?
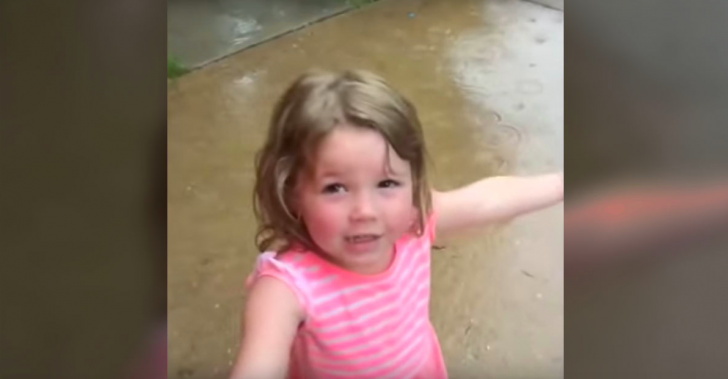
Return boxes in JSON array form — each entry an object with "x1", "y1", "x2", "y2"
[{"x1": 167, "y1": 55, "x2": 189, "y2": 79}]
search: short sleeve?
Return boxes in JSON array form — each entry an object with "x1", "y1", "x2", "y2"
[{"x1": 245, "y1": 252, "x2": 311, "y2": 314}]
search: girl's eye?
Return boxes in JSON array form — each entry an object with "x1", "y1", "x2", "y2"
[
  {"x1": 378, "y1": 179, "x2": 400, "y2": 188},
  {"x1": 322, "y1": 183, "x2": 346, "y2": 194}
]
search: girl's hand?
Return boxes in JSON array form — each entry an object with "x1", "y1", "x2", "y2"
[{"x1": 433, "y1": 172, "x2": 563, "y2": 237}]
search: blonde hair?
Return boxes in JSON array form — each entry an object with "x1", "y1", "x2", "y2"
[{"x1": 253, "y1": 69, "x2": 431, "y2": 252}]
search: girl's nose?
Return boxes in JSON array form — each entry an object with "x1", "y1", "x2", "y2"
[{"x1": 349, "y1": 192, "x2": 377, "y2": 222}]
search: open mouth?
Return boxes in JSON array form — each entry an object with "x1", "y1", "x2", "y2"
[{"x1": 345, "y1": 234, "x2": 381, "y2": 244}]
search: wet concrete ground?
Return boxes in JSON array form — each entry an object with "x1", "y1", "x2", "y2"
[
  {"x1": 168, "y1": 0, "x2": 563, "y2": 378},
  {"x1": 168, "y1": 0, "x2": 351, "y2": 68}
]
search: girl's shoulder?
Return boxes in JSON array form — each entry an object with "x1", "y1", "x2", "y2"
[
  {"x1": 400, "y1": 211, "x2": 437, "y2": 245},
  {"x1": 245, "y1": 248, "x2": 332, "y2": 313},
  {"x1": 245, "y1": 249, "x2": 312, "y2": 289}
]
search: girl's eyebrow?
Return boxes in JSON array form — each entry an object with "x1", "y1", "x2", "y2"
[
  {"x1": 384, "y1": 170, "x2": 406, "y2": 178},
  {"x1": 319, "y1": 170, "x2": 344, "y2": 179}
]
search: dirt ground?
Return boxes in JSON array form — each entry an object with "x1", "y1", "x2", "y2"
[{"x1": 168, "y1": 0, "x2": 563, "y2": 378}]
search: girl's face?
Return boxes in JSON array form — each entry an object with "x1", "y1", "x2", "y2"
[{"x1": 295, "y1": 125, "x2": 417, "y2": 275}]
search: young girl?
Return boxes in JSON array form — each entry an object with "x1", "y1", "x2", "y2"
[{"x1": 230, "y1": 70, "x2": 563, "y2": 379}]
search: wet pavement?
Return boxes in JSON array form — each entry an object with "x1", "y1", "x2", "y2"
[
  {"x1": 168, "y1": 0, "x2": 563, "y2": 378},
  {"x1": 168, "y1": 0, "x2": 351, "y2": 68}
]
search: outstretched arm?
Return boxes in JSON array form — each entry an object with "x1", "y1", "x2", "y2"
[
  {"x1": 229, "y1": 277, "x2": 303, "y2": 379},
  {"x1": 433, "y1": 172, "x2": 564, "y2": 237}
]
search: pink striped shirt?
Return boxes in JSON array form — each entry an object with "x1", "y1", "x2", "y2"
[{"x1": 246, "y1": 214, "x2": 447, "y2": 379}]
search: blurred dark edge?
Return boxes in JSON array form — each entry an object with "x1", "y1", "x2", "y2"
[
  {"x1": 566, "y1": 0, "x2": 728, "y2": 378},
  {"x1": 0, "y1": 0, "x2": 166, "y2": 378}
]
